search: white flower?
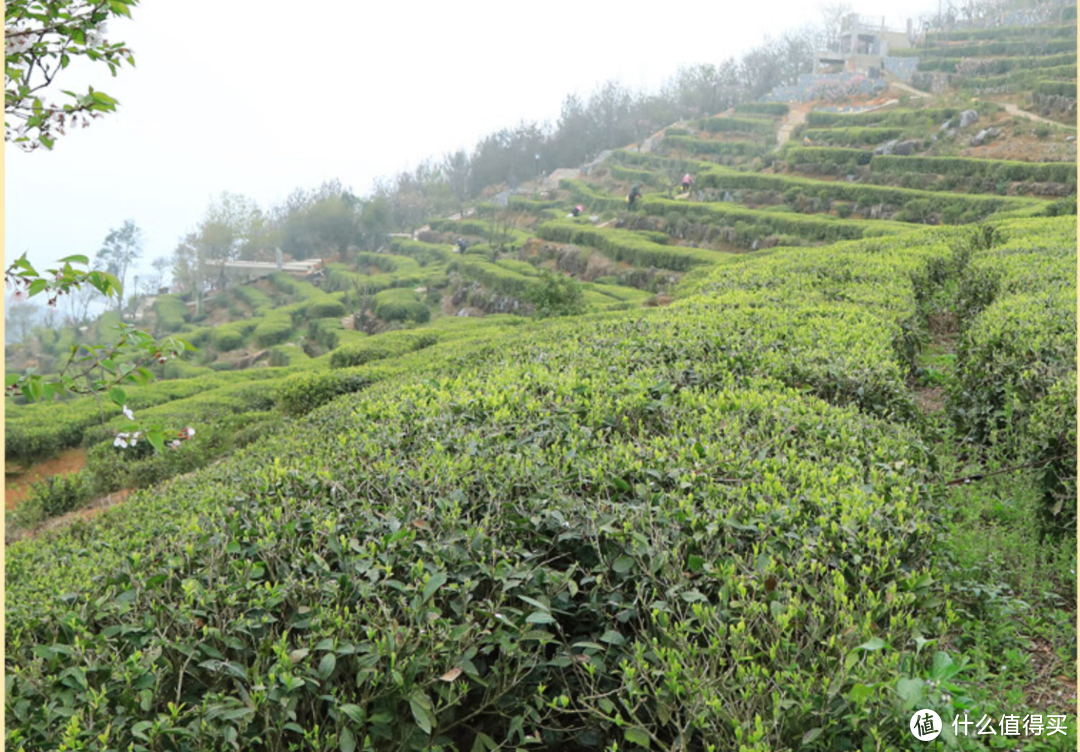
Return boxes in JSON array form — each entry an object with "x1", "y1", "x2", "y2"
[
  {"x1": 171, "y1": 440, "x2": 181, "y2": 449},
  {"x1": 122, "y1": 404, "x2": 134, "y2": 421},
  {"x1": 186, "y1": 427, "x2": 196, "y2": 438},
  {"x1": 114, "y1": 433, "x2": 129, "y2": 449},
  {"x1": 13, "y1": 289, "x2": 27, "y2": 303},
  {"x1": 5, "y1": 36, "x2": 32, "y2": 55}
]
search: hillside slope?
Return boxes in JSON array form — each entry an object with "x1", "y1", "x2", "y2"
[{"x1": 5, "y1": 11, "x2": 1078, "y2": 751}]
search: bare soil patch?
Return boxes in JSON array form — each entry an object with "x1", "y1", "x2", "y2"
[
  {"x1": 1024, "y1": 635, "x2": 1078, "y2": 716},
  {"x1": 5, "y1": 448, "x2": 88, "y2": 510}
]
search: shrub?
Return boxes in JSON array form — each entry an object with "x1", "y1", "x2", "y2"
[
  {"x1": 8, "y1": 469, "x2": 95, "y2": 528},
  {"x1": 536, "y1": 220, "x2": 721, "y2": 271},
  {"x1": 309, "y1": 317, "x2": 345, "y2": 350},
  {"x1": 1034, "y1": 80, "x2": 1078, "y2": 97},
  {"x1": 388, "y1": 238, "x2": 453, "y2": 266},
  {"x1": 276, "y1": 369, "x2": 374, "y2": 416},
  {"x1": 210, "y1": 322, "x2": 250, "y2": 351},
  {"x1": 869, "y1": 155, "x2": 1077, "y2": 184},
  {"x1": 234, "y1": 284, "x2": 273, "y2": 314},
  {"x1": 663, "y1": 136, "x2": 766, "y2": 157},
  {"x1": 802, "y1": 127, "x2": 904, "y2": 145},
  {"x1": 373, "y1": 288, "x2": 430, "y2": 323},
  {"x1": 524, "y1": 269, "x2": 587, "y2": 318},
  {"x1": 783, "y1": 146, "x2": 872, "y2": 170},
  {"x1": 947, "y1": 220, "x2": 1077, "y2": 537},
  {"x1": 253, "y1": 310, "x2": 295, "y2": 347},
  {"x1": 697, "y1": 115, "x2": 776, "y2": 135},
  {"x1": 307, "y1": 298, "x2": 347, "y2": 319},
  {"x1": 806, "y1": 107, "x2": 960, "y2": 128},
  {"x1": 151, "y1": 294, "x2": 189, "y2": 333}
]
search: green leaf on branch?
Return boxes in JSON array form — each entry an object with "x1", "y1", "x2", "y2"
[{"x1": 625, "y1": 727, "x2": 651, "y2": 748}]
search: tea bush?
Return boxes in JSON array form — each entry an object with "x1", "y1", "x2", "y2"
[
  {"x1": 870, "y1": 155, "x2": 1076, "y2": 184},
  {"x1": 150, "y1": 294, "x2": 189, "y2": 333},
  {"x1": 640, "y1": 196, "x2": 908, "y2": 243},
  {"x1": 537, "y1": 220, "x2": 723, "y2": 270},
  {"x1": 234, "y1": 284, "x2": 273, "y2": 315},
  {"x1": 947, "y1": 219, "x2": 1077, "y2": 537},
  {"x1": 698, "y1": 115, "x2": 776, "y2": 134},
  {"x1": 783, "y1": 146, "x2": 872, "y2": 170},
  {"x1": 662, "y1": 135, "x2": 767, "y2": 157},
  {"x1": 7, "y1": 469, "x2": 95, "y2": 528},
  {"x1": 7, "y1": 251, "x2": 947, "y2": 749},
  {"x1": 373, "y1": 288, "x2": 430, "y2": 324},
  {"x1": 802, "y1": 127, "x2": 906, "y2": 145},
  {"x1": 253, "y1": 310, "x2": 296, "y2": 348},
  {"x1": 389, "y1": 238, "x2": 454, "y2": 266},
  {"x1": 805, "y1": 108, "x2": 961, "y2": 127},
  {"x1": 210, "y1": 320, "x2": 257, "y2": 352},
  {"x1": 308, "y1": 298, "x2": 347, "y2": 320}
]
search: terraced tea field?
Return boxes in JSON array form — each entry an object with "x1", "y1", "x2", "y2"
[{"x1": 5, "y1": 13, "x2": 1077, "y2": 752}]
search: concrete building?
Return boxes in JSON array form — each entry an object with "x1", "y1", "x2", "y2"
[{"x1": 816, "y1": 14, "x2": 917, "y2": 78}]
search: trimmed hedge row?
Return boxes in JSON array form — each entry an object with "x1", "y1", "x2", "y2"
[
  {"x1": 151, "y1": 294, "x2": 189, "y2": 333},
  {"x1": 560, "y1": 178, "x2": 631, "y2": 212},
  {"x1": 640, "y1": 195, "x2": 910, "y2": 242},
  {"x1": 803, "y1": 127, "x2": 905, "y2": 145},
  {"x1": 930, "y1": 23, "x2": 1078, "y2": 41},
  {"x1": 233, "y1": 284, "x2": 272, "y2": 315},
  {"x1": 373, "y1": 288, "x2": 430, "y2": 323},
  {"x1": 805, "y1": 107, "x2": 961, "y2": 127},
  {"x1": 782, "y1": 145, "x2": 872, "y2": 169},
  {"x1": 451, "y1": 256, "x2": 540, "y2": 297},
  {"x1": 608, "y1": 164, "x2": 667, "y2": 187},
  {"x1": 697, "y1": 115, "x2": 776, "y2": 135},
  {"x1": 6, "y1": 226, "x2": 962, "y2": 750},
  {"x1": 252, "y1": 309, "x2": 296, "y2": 347},
  {"x1": 919, "y1": 53, "x2": 1078, "y2": 74},
  {"x1": 895, "y1": 38, "x2": 1077, "y2": 58},
  {"x1": 4, "y1": 368, "x2": 291, "y2": 464},
  {"x1": 209, "y1": 320, "x2": 258, "y2": 352},
  {"x1": 696, "y1": 164, "x2": 1040, "y2": 221},
  {"x1": 733, "y1": 101, "x2": 789, "y2": 116},
  {"x1": 536, "y1": 219, "x2": 723, "y2": 271},
  {"x1": 1034, "y1": 80, "x2": 1078, "y2": 96},
  {"x1": 388, "y1": 237, "x2": 454, "y2": 266},
  {"x1": 663, "y1": 135, "x2": 767, "y2": 157},
  {"x1": 948, "y1": 218, "x2": 1077, "y2": 537},
  {"x1": 870, "y1": 155, "x2": 1077, "y2": 184}
]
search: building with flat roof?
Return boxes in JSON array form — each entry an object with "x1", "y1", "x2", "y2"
[{"x1": 816, "y1": 13, "x2": 917, "y2": 78}]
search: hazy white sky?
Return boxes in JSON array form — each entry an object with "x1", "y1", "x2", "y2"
[{"x1": 5, "y1": 0, "x2": 928, "y2": 285}]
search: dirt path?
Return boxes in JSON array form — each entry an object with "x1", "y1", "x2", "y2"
[
  {"x1": 890, "y1": 79, "x2": 1062, "y2": 127},
  {"x1": 776, "y1": 105, "x2": 808, "y2": 146},
  {"x1": 889, "y1": 81, "x2": 932, "y2": 100},
  {"x1": 5, "y1": 488, "x2": 132, "y2": 545},
  {"x1": 5, "y1": 448, "x2": 88, "y2": 509},
  {"x1": 1000, "y1": 101, "x2": 1063, "y2": 127}
]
